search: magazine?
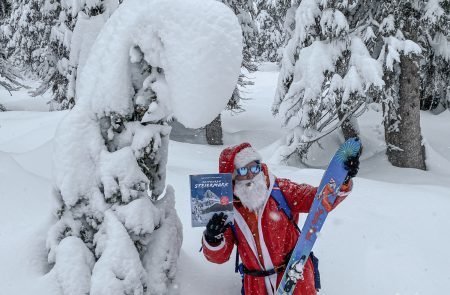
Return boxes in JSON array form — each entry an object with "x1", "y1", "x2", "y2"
[{"x1": 189, "y1": 173, "x2": 233, "y2": 227}]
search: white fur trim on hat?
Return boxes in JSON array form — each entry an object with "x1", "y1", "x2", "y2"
[{"x1": 234, "y1": 146, "x2": 262, "y2": 168}]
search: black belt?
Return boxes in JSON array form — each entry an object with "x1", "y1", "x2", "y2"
[{"x1": 242, "y1": 263, "x2": 286, "y2": 277}]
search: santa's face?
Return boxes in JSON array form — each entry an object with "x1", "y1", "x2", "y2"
[{"x1": 234, "y1": 162, "x2": 268, "y2": 212}]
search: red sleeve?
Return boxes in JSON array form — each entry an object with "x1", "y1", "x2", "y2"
[
  {"x1": 202, "y1": 227, "x2": 235, "y2": 264},
  {"x1": 277, "y1": 178, "x2": 317, "y2": 214}
]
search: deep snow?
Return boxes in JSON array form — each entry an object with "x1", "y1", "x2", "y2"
[{"x1": 1, "y1": 66, "x2": 450, "y2": 294}]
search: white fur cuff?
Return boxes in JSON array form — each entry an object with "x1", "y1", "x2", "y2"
[{"x1": 234, "y1": 147, "x2": 262, "y2": 168}]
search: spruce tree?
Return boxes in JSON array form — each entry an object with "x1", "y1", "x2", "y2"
[
  {"x1": 371, "y1": 0, "x2": 427, "y2": 169},
  {"x1": 4, "y1": 0, "x2": 58, "y2": 76},
  {"x1": 39, "y1": 0, "x2": 118, "y2": 110},
  {"x1": 273, "y1": 0, "x2": 383, "y2": 162},
  {"x1": 47, "y1": 15, "x2": 181, "y2": 295},
  {"x1": 255, "y1": 0, "x2": 291, "y2": 62},
  {"x1": 45, "y1": 0, "x2": 242, "y2": 292},
  {"x1": 0, "y1": 0, "x2": 10, "y2": 19},
  {"x1": 0, "y1": 57, "x2": 26, "y2": 94},
  {"x1": 0, "y1": 0, "x2": 26, "y2": 100},
  {"x1": 419, "y1": 0, "x2": 449, "y2": 112},
  {"x1": 221, "y1": 0, "x2": 257, "y2": 105}
]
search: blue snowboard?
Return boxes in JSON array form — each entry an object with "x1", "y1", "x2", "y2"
[{"x1": 276, "y1": 138, "x2": 361, "y2": 295}]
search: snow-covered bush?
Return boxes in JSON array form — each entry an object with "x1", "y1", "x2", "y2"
[
  {"x1": 46, "y1": 0, "x2": 242, "y2": 293},
  {"x1": 273, "y1": 0, "x2": 384, "y2": 162}
]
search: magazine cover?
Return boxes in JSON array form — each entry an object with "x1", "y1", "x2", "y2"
[{"x1": 190, "y1": 173, "x2": 233, "y2": 227}]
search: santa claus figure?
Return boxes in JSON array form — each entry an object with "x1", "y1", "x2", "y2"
[{"x1": 202, "y1": 142, "x2": 359, "y2": 295}]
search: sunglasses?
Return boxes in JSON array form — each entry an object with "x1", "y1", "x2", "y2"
[{"x1": 236, "y1": 163, "x2": 261, "y2": 177}]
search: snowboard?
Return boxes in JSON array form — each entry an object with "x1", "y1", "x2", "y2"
[{"x1": 276, "y1": 137, "x2": 362, "y2": 295}]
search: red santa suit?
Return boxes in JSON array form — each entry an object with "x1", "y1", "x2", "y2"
[{"x1": 202, "y1": 143, "x2": 352, "y2": 295}]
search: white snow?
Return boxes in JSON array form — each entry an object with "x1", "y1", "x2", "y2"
[
  {"x1": 1, "y1": 66, "x2": 450, "y2": 295},
  {"x1": 382, "y1": 36, "x2": 422, "y2": 71},
  {"x1": 115, "y1": 198, "x2": 162, "y2": 237},
  {"x1": 90, "y1": 210, "x2": 147, "y2": 295},
  {"x1": 51, "y1": 236, "x2": 95, "y2": 295},
  {"x1": 279, "y1": 40, "x2": 347, "y2": 127},
  {"x1": 77, "y1": 0, "x2": 242, "y2": 129},
  {"x1": 347, "y1": 37, "x2": 384, "y2": 92},
  {"x1": 320, "y1": 8, "x2": 349, "y2": 37},
  {"x1": 70, "y1": 12, "x2": 107, "y2": 99}
]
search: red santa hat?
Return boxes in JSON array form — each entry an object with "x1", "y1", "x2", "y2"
[{"x1": 219, "y1": 142, "x2": 262, "y2": 174}]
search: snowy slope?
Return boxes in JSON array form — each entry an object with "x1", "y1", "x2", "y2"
[
  {"x1": 1, "y1": 66, "x2": 450, "y2": 294},
  {"x1": 0, "y1": 111, "x2": 64, "y2": 295},
  {"x1": 0, "y1": 79, "x2": 51, "y2": 112}
]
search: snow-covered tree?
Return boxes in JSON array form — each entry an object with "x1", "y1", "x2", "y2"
[
  {"x1": 370, "y1": 0, "x2": 427, "y2": 169},
  {"x1": 46, "y1": 0, "x2": 242, "y2": 293},
  {"x1": 39, "y1": 0, "x2": 119, "y2": 110},
  {"x1": 0, "y1": 56, "x2": 26, "y2": 94},
  {"x1": 34, "y1": 0, "x2": 76, "y2": 110},
  {"x1": 273, "y1": 0, "x2": 384, "y2": 162},
  {"x1": 0, "y1": 0, "x2": 10, "y2": 20},
  {"x1": 255, "y1": 0, "x2": 291, "y2": 62},
  {"x1": 4, "y1": 0, "x2": 58, "y2": 76},
  {"x1": 222, "y1": 0, "x2": 257, "y2": 73},
  {"x1": 283, "y1": 1, "x2": 299, "y2": 45},
  {"x1": 419, "y1": 0, "x2": 449, "y2": 112},
  {"x1": 3, "y1": 0, "x2": 27, "y2": 64},
  {"x1": 221, "y1": 0, "x2": 257, "y2": 106},
  {"x1": 0, "y1": 0, "x2": 26, "y2": 102}
]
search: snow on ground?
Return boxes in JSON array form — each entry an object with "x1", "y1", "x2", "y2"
[
  {"x1": 0, "y1": 79, "x2": 51, "y2": 112},
  {"x1": 0, "y1": 111, "x2": 63, "y2": 294},
  {"x1": 1, "y1": 66, "x2": 450, "y2": 294},
  {"x1": 222, "y1": 64, "x2": 286, "y2": 150}
]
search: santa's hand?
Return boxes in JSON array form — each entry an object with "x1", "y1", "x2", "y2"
[
  {"x1": 343, "y1": 155, "x2": 360, "y2": 184},
  {"x1": 204, "y1": 212, "x2": 228, "y2": 244}
]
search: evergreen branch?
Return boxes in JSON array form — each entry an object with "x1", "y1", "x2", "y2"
[
  {"x1": 281, "y1": 91, "x2": 303, "y2": 126},
  {"x1": 301, "y1": 100, "x2": 365, "y2": 144}
]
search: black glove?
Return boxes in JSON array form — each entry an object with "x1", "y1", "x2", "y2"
[
  {"x1": 344, "y1": 155, "x2": 360, "y2": 184},
  {"x1": 204, "y1": 212, "x2": 228, "y2": 245}
]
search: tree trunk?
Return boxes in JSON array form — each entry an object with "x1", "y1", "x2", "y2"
[
  {"x1": 384, "y1": 4, "x2": 426, "y2": 170},
  {"x1": 339, "y1": 114, "x2": 359, "y2": 140},
  {"x1": 206, "y1": 114, "x2": 223, "y2": 145},
  {"x1": 384, "y1": 51, "x2": 426, "y2": 170}
]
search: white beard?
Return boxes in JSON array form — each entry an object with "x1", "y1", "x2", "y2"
[{"x1": 234, "y1": 172, "x2": 269, "y2": 212}]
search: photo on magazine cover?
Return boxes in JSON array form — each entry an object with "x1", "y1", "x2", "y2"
[{"x1": 190, "y1": 173, "x2": 233, "y2": 227}]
